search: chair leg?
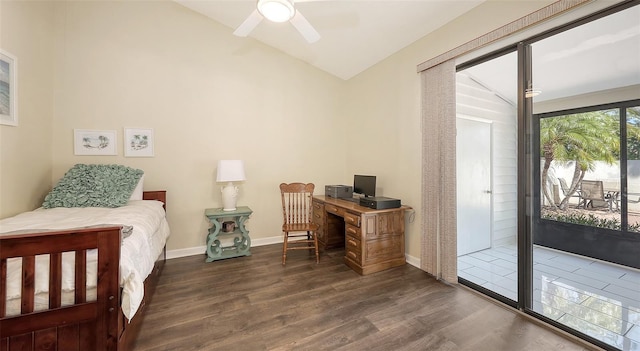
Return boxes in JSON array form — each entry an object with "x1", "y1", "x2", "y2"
[
  {"x1": 282, "y1": 232, "x2": 288, "y2": 265},
  {"x1": 313, "y1": 231, "x2": 319, "y2": 264}
]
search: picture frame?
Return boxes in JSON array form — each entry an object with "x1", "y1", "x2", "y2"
[
  {"x1": 73, "y1": 129, "x2": 117, "y2": 156},
  {"x1": 0, "y1": 50, "x2": 17, "y2": 126},
  {"x1": 124, "y1": 128, "x2": 154, "y2": 157}
]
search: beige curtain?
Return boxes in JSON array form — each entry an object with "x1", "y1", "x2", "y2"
[
  {"x1": 420, "y1": 60, "x2": 457, "y2": 283},
  {"x1": 418, "y1": 0, "x2": 593, "y2": 284}
]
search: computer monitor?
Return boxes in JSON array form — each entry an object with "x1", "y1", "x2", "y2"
[{"x1": 353, "y1": 175, "x2": 376, "y2": 197}]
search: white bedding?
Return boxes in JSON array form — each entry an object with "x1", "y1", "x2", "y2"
[{"x1": 0, "y1": 200, "x2": 170, "y2": 321}]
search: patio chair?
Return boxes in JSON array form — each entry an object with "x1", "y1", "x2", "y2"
[
  {"x1": 559, "y1": 178, "x2": 581, "y2": 206},
  {"x1": 579, "y1": 180, "x2": 615, "y2": 211}
]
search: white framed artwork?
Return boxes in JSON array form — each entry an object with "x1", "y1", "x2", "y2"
[
  {"x1": 73, "y1": 129, "x2": 117, "y2": 155},
  {"x1": 124, "y1": 128, "x2": 154, "y2": 157},
  {"x1": 0, "y1": 50, "x2": 17, "y2": 126}
]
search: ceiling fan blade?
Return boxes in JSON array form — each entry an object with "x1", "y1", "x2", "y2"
[
  {"x1": 233, "y1": 9, "x2": 263, "y2": 37},
  {"x1": 290, "y1": 10, "x2": 320, "y2": 43}
]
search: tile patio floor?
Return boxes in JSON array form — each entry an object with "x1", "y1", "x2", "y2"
[{"x1": 458, "y1": 245, "x2": 640, "y2": 350}]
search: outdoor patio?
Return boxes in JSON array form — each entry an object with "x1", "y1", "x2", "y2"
[{"x1": 458, "y1": 245, "x2": 640, "y2": 350}]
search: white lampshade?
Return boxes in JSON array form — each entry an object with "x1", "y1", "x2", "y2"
[
  {"x1": 216, "y1": 160, "x2": 246, "y2": 211},
  {"x1": 216, "y1": 160, "x2": 246, "y2": 183},
  {"x1": 257, "y1": 0, "x2": 295, "y2": 23}
]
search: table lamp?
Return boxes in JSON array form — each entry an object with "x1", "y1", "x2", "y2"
[{"x1": 216, "y1": 160, "x2": 246, "y2": 211}]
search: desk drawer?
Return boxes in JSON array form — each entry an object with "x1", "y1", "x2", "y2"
[
  {"x1": 312, "y1": 200, "x2": 324, "y2": 213},
  {"x1": 344, "y1": 212, "x2": 360, "y2": 227},
  {"x1": 345, "y1": 236, "x2": 362, "y2": 264},
  {"x1": 345, "y1": 223, "x2": 361, "y2": 238},
  {"x1": 312, "y1": 209, "x2": 325, "y2": 225},
  {"x1": 325, "y1": 204, "x2": 346, "y2": 217},
  {"x1": 346, "y1": 235, "x2": 360, "y2": 251}
]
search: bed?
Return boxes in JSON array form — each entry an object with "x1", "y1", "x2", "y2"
[{"x1": 0, "y1": 164, "x2": 170, "y2": 351}]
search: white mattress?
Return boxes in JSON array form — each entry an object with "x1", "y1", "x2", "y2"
[{"x1": 0, "y1": 200, "x2": 170, "y2": 321}]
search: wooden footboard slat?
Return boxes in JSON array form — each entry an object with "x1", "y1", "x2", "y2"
[
  {"x1": 21, "y1": 256, "x2": 35, "y2": 314},
  {"x1": 75, "y1": 250, "x2": 87, "y2": 303},
  {"x1": 96, "y1": 229, "x2": 121, "y2": 351},
  {"x1": 1, "y1": 303, "x2": 96, "y2": 337},
  {"x1": 80, "y1": 320, "x2": 97, "y2": 350},
  {"x1": 0, "y1": 258, "x2": 6, "y2": 317},
  {"x1": 58, "y1": 323, "x2": 80, "y2": 351},
  {"x1": 9, "y1": 333, "x2": 31, "y2": 351},
  {"x1": 1, "y1": 231, "x2": 100, "y2": 257},
  {"x1": 34, "y1": 327, "x2": 57, "y2": 351},
  {"x1": 49, "y1": 252, "x2": 62, "y2": 309}
]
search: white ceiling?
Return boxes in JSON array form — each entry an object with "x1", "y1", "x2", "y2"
[
  {"x1": 174, "y1": 0, "x2": 485, "y2": 80},
  {"x1": 463, "y1": 4, "x2": 640, "y2": 104}
]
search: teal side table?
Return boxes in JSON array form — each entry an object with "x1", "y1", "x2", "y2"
[{"x1": 204, "y1": 206, "x2": 253, "y2": 262}]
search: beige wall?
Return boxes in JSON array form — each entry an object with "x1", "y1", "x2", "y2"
[
  {"x1": 1, "y1": 0, "x2": 557, "y2": 259},
  {"x1": 342, "y1": 0, "x2": 556, "y2": 259},
  {"x1": 48, "y1": 1, "x2": 346, "y2": 251},
  {"x1": 0, "y1": 1, "x2": 55, "y2": 218}
]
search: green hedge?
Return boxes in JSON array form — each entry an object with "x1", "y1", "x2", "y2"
[{"x1": 542, "y1": 212, "x2": 640, "y2": 232}]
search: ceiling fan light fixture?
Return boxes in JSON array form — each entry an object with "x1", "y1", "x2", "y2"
[{"x1": 257, "y1": 0, "x2": 295, "y2": 23}]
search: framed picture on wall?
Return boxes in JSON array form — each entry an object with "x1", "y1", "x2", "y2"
[
  {"x1": 73, "y1": 129, "x2": 118, "y2": 155},
  {"x1": 124, "y1": 128, "x2": 154, "y2": 157},
  {"x1": 0, "y1": 50, "x2": 17, "y2": 126}
]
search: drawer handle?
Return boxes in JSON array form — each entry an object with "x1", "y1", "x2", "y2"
[
  {"x1": 314, "y1": 213, "x2": 321, "y2": 218},
  {"x1": 346, "y1": 227, "x2": 357, "y2": 235},
  {"x1": 347, "y1": 251, "x2": 357, "y2": 259},
  {"x1": 347, "y1": 239, "x2": 357, "y2": 246}
]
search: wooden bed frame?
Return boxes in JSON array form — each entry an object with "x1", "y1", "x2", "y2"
[{"x1": 0, "y1": 190, "x2": 167, "y2": 351}]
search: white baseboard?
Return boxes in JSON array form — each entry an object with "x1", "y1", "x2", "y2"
[
  {"x1": 166, "y1": 235, "x2": 283, "y2": 260},
  {"x1": 405, "y1": 253, "x2": 420, "y2": 268},
  {"x1": 166, "y1": 246, "x2": 205, "y2": 260},
  {"x1": 167, "y1": 236, "x2": 422, "y2": 269},
  {"x1": 252, "y1": 235, "x2": 283, "y2": 247}
]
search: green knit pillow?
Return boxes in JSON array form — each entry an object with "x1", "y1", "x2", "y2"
[{"x1": 42, "y1": 164, "x2": 144, "y2": 209}]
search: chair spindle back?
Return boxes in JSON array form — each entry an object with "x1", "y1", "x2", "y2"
[{"x1": 280, "y1": 183, "x2": 315, "y2": 225}]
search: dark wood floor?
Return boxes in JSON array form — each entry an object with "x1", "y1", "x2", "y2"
[{"x1": 133, "y1": 244, "x2": 597, "y2": 351}]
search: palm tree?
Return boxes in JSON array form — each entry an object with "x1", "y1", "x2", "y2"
[
  {"x1": 627, "y1": 107, "x2": 640, "y2": 160},
  {"x1": 540, "y1": 111, "x2": 619, "y2": 210}
]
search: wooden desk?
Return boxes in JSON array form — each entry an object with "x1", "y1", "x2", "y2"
[{"x1": 312, "y1": 196, "x2": 408, "y2": 275}]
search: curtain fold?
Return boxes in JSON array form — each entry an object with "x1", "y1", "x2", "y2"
[{"x1": 420, "y1": 60, "x2": 457, "y2": 284}]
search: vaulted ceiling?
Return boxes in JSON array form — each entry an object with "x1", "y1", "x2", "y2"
[{"x1": 174, "y1": 0, "x2": 485, "y2": 80}]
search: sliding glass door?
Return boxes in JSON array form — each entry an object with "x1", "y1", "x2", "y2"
[
  {"x1": 456, "y1": 2, "x2": 640, "y2": 350},
  {"x1": 456, "y1": 50, "x2": 518, "y2": 303},
  {"x1": 529, "y1": 6, "x2": 639, "y2": 349}
]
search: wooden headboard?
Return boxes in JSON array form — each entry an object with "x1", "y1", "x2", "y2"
[{"x1": 142, "y1": 191, "x2": 166, "y2": 210}]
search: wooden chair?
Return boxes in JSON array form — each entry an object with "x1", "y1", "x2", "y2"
[{"x1": 279, "y1": 182, "x2": 320, "y2": 265}]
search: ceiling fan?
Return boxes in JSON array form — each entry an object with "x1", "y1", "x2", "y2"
[{"x1": 233, "y1": 0, "x2": 321, "y2": 43}]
